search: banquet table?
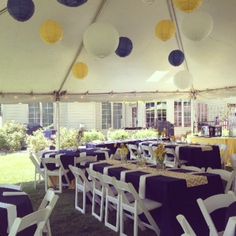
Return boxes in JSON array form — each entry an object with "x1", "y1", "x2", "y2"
[
  {"x1": 90, "y1": 160, "x2": 224, "y2": 236},
  {"x1": 140, "y1": 141, "x2": 221, "y2": 169},
  {"x1": 0, "y1": 187, "x2": 34, "y2": 236}
]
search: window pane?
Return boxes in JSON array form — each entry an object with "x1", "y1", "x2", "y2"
[
  {"x1": 174, "y1": 101, "x2": 182, "y2": 127},
  {"x1": 102, "y1": 102, "x2": 112, "y2": 129},
  {"x1": 146, "y1": 102, "x2": 155, "y2": 128},
  {"x1": 113, "y1": 103, "x2": 122, "y2": 129},
  {"x1": 42, "y1": 103, "x2": 54, "y2": 127},
  {"x1": 28, "y1": 103, "x2": 40, "y2": 125}
]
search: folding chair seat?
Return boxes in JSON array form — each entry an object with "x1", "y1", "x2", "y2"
[
  {"x1": 69, "y1": 165, "x2": 93, "y2": 214},
  {"x1": 197, "y1": 191, "x2": 236, "y2": 236},
  {"x1": 176, "y1": 214, "x2": 196, "y2": 236},
  {"x1": 206, "y1": 168, "x2": 235, "y2": 193},
  {"x1": 115, "y1": 179, "x2": 162, "y2": 236},
  {"x1": 41, "y1": 156, "x2": 70, "y2": 193},
  {"x1": 87, "y1": 168, "x2": 105, "y2": 222}
]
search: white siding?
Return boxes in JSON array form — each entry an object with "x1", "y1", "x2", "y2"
[
  {"x1": 2, "y1": 104, "x2": 28, "y2": 124},
  {"x1": 66, "y1": 102, "x2": 96, "y2": 130},
  {"x1": 95, "y1": 102, "x2": 101, "y2": 130},
  {"x1": 137, "y1": 101, "x2": 145, "y2": 127}
]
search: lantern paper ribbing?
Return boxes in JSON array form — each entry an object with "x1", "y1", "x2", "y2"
[
  {"x1": 40, "y1": 20, "x2": 63, "y2": 44},
  {"x1": 72, "y1": 63, "x2": 88, "y2": 79},
  {"x1": 57, "y1": 0, "x2": 88, "y2": 7},
  {"x1": 168, "y1": 50, "x2": 185, "y2": 66},
  {"x1": 115, "y1": 37, "x2": 133, "y2": 57},
  {"x1": 83, "y1": 22, "x2": 119, "y2": 58},
  {"x1": 173, "y1": 0, "x2": 203, "y2": 13},
  {"x1": 181, "y1": 12, "x2": 213, "y2": 41},
  {"x1": 7, "y1": 0, "x2": 35, "y2": 22},
  {"x1": 155, "y1": 20, "x2": 176, "y2": 41},
  {"x1": 173, "y1": 70, "x2": 193, "y2": 89}
]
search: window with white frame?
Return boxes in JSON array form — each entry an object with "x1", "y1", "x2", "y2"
[
  {"x1": 28, "y1": 103, "x2": 40, "y2": 125},
  {"x1": 42, "y1": 103, "x2": 54, "y2": 127},
  {"x1": 174, "y1": 100, "x2": 191, "y2": 127},
  {"x1": 101, "y1": 102, "x2": 123, "y2": 129},
  {"x1": 0, "y1": 104, "x2": 1, "y2": 116},
  {"x1": 145, "y1": 102, "x2": 167, "y2": 128},
  {"x1": 197, "y1": 103, "x2": 208, "y2": 122},
  {"x1": 28, "y1": 102, "x2": 54, "y2": 127}
]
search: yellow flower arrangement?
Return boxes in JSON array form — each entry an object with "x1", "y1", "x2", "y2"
[
  {"x1": 118, "y1": 143, "x2": 129, "y2": 158},
  {"x1": 154, "y1": 144, "x2": 166, "y2": 164}
]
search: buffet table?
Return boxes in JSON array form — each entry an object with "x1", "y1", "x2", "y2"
[{"x1": 189, "y1": 136, "x2": 236, "y2": 166}]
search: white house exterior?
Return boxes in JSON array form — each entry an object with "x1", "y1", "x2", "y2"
[{"x1": 0, "y1": 97, "x2": 236, "y2": 136}]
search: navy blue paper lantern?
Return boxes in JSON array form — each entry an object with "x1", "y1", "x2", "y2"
[
  {"x1": 7, "y1": 0, "x2": 35, "y2": 22},
  {"x1": 57, "y1": 0, "x2": 88, "y2": 7},
  {"x1": 115, "y1": 37, "x2": 133, "y2": 57},
  {"x1": 168, "y1": 49, "x2": 185, "y2": 66}
]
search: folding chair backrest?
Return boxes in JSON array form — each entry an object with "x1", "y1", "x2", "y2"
[
  {"x1": 223, "y1": 216, "x2": 236, "y2": 236},
  {"x1": 101, "y1": 174, "x2": 117, "y2": 197},
  {"x1": 197, "y1": 191, "x2": 236, "y2": 235},
  {"x1": 69, "y1": 165, "x2": 90, "y2": 186},
  {"x1": 207, "y1": 168, "x2": 235, "y2": 193},
  {"x1": 29, "y1": 152, "x2": 41, "y2": 171},
  {"x1": 176, "y1": 214, "x2": 196, "y2": 236},
  {"x1": 39, "y1": 188, "x2": 59, "y2": 211},
  {"x1": 140, "y1": 144, "x2": 151, "y2": 158},
  {"x1": 9, "y1": 207, "x2": 51, "y2": 236},
  {"x1": 87, "y1": 168, "x2": 103, "y2": 191},
  {"x1": 181, "y1": 165, "x2": 204, "y2": 172},
  {"x1": 126, "y1": 144, "x2": 139, "y2": 159}
]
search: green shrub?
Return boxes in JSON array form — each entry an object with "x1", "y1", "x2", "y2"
[
  {"x1": 107, "y1": 129, "x2": 130, "y2": 141},
  {"x1": 131, "y1": 129, "x2": 158, "y2": 139},
  {"x1": 56, "y1": 127, "x2": 78, "y2": 149},
  {"x1": 82, "y1": 130, "x2": 105, "y2": 144},
  {"x1": 0, "y1": 121, "x2": 27, "y2": 152},
  {"x1": 26, "y1": 129, "x2": 52, "y2": 153}
]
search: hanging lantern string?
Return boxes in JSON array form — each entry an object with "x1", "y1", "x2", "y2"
[{"x1": 166, "y1": 0, "x2": 189, "y2": 72}]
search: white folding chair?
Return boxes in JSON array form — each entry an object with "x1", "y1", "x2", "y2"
[
  {"x1": 115, "y1": 179, "x2": 162, "y2": 236},
  {"x1": 38, "y1": 189, "x2": 59, "y2": 236},
  {"x1": 69, "y1": 165, "x2": 93, "y2": 214},
  {"x1": 101, "y1": 174, "x2": 120, "y2": 232},
  {"x1": 74, "y1": 153, "x2": 97, "y2": 168},
  {"x1": 127, "y1": 144, "x2": 139, "y2": 160},
  {"x1": 197, "y1": 191, "x2": 236, "y2": 236},
  {"x1": 29, "y1": 152, "x2": 44, "y2": 189},
  {"x1": 176, "y1": 214, "x2": 196, "y2": 236},
  {"x1": 164, "y1": 147, "x2": 178, "y2": 168},
  {"x1": 223, "y1": 216, "x2": 236, "y2": 236},
  {"x1": 41, "y1": 157, "x2": 70, "y2": 193},
  {"x1": 87, "y1": 168, "x2": 105, "y2": 222},
  {"x1": 206, "y1": 168, "x2": 235, "y2": 193},
  {"x1": 9, "y1": 207, "x2": 51, "y2": 236},
  {"x1": 180, "y1": 165, "x2": 205, "y2": 172},
  {"x1": 218, "y1": 144, "x2": 228, "y2": 168},
  {"x1": 140, "y1": 144, "x2": 152, "y2": 160}
]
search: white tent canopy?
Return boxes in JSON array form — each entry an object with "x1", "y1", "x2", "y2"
[{"x1": 0, "y1": 0, "x2": 236, "y2": 103}]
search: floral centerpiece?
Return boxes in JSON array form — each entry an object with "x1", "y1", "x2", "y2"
[
  {"x1": 118, "y1": 143, "x2": 129, "y2": 163},
  {"x1": 154, "y1": 144, "x2": 166, "y2": 169}
]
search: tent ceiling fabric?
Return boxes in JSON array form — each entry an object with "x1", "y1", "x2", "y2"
[{"x1": 0, "y1": 0, "x2": 236, "y2": 102}]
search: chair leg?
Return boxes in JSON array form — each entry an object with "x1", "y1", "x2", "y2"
[
  {"x1": 34, "y1": 170, "x2": 37, "y2": 189},
  {"x1": 134, "y1": 212, "x2": 138, "y2": 236},
  {"x1": 45, "y1": 173, "x2": 48, "y2": 193}
]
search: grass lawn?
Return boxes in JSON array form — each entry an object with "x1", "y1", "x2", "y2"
[
  {"x1": 0, "y1": 152, "x2": 156, "y2": 236},
  {"x1": 0, "y1": 151, "x2": 34, "y2": 184}
]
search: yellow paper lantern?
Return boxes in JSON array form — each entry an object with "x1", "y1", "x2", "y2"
[
  {"x1": 173, "y1": 0, "x2": 203, "y2": 13},
  {"x1": 155, "y1": 20, "x2": 176, "y2": 41},
  {"x1": 40, "y1": 20, "x2": 63, "y2": 44},
  {"x1": 72, "y1": 62, "x2": 88, "y2": 79}
]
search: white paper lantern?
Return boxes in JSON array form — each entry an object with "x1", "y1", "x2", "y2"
[
  {"x1": 173, "y1": 70, "x2": 193, "y2": 89},
  {"x1": 142, "y1": 0, "x2": 155, "y2": 4},
  {"x1": 181, "y1": 12, "x2": 213, "y2": 41},
  {"x1": 83, "y1": 22, "x2": 119, "y2": 58}
]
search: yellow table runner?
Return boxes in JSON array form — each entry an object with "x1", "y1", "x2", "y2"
[{"x1": 105, "y1": 160, "x2": 208, "y2": 188}]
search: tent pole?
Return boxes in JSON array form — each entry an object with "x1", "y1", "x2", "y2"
[
  {"x1": 56, "y1": 100, "x2": 61, "y2": 151},
  {"x1": 191, "y1": 98, "x2": 196, "y2": 134}
]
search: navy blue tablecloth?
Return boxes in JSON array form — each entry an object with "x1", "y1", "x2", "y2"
[
  {"x1": 91, "y1": 162, "x2": 224, "y2": 236},
  {"x1": 0, "y1": 187, "x2": 34, "y2": 236}
]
